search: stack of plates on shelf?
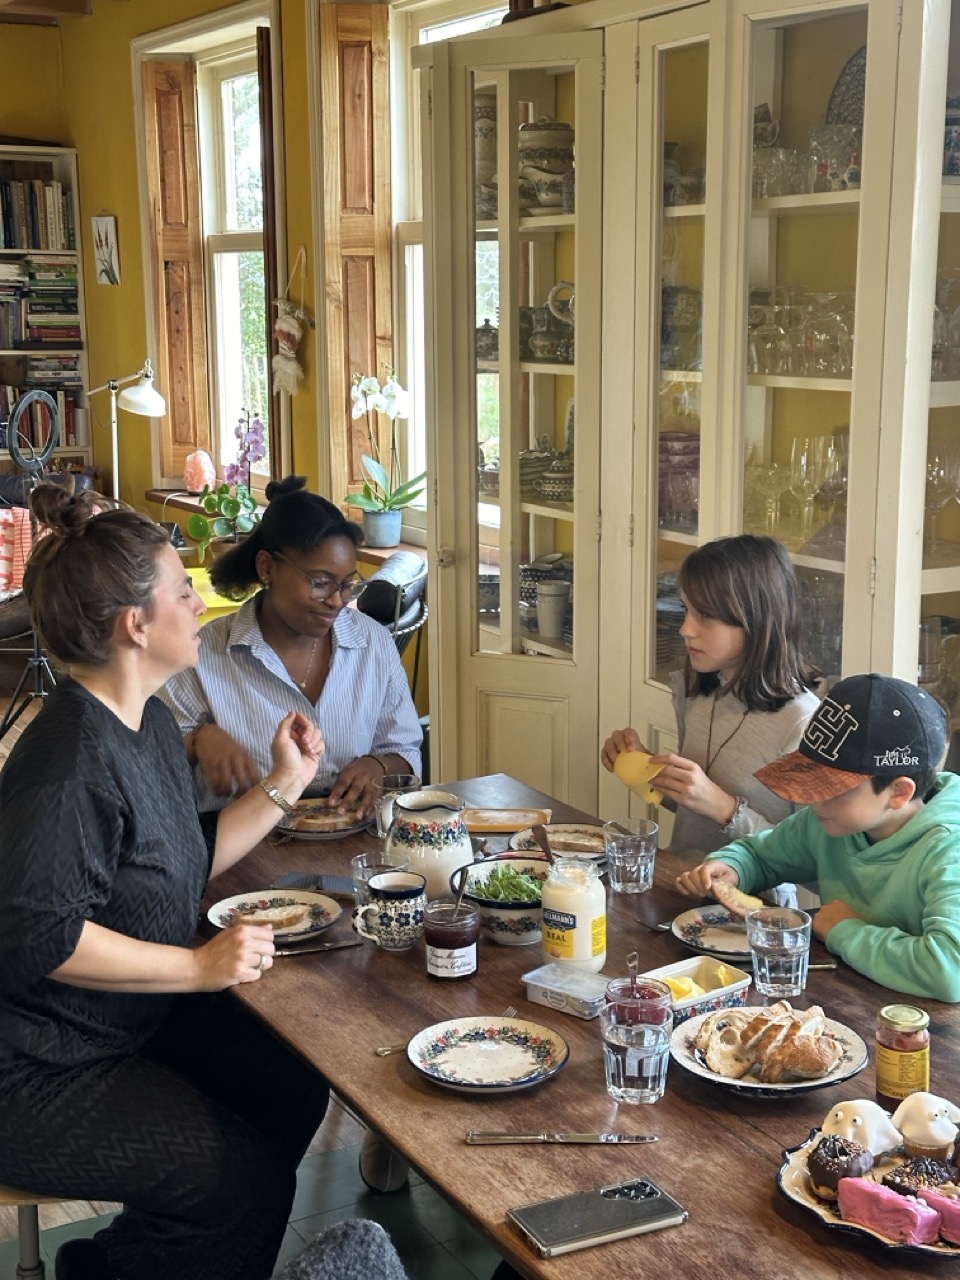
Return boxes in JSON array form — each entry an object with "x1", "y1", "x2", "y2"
[
  {"x1": 656, "y1": 572, "x2": 687, "y2": 671},
  {"x1": 519, "y1": 448, "x2": 555, "y2": 498},
  {"x1": 658, "y1": 430, "x2": 700, "y2": 533}
]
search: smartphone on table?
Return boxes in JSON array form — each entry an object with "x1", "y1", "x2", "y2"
[{"x1": 507, "y1": 1177, "x2": 687, "y2": 1257}]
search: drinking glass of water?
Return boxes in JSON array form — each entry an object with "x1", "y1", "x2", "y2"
[
  {"x1": 599, "y1": 978, "x2": 673, "y2": 1104},
  {"x1": 603, "y1": 819, "x2": 658, "y2": 894},
  {"x1": 745, "y1": 907, "x2": 811, "y2": 997}
]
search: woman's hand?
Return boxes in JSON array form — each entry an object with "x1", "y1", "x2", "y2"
[
  {"x1": 601, "y1": 728, "x2": 649, "y2": 772},
  {"x1": 269, "y1": 712, "x2": 324, "y2": 795},
  {"x1": 651, "y1": 752, "x2": 736, "y2": 827},
  {"x1": 327, "y1": 757, "x2": 382, "y2": 819},
  {"x1": 192, "y1": 924, "x2": 275, "y2": 990},
  {"x1": 675, "y1": 860, "x2": 740, "y2": 898},
  {"x1": 194, "y1": 723, "x2": 261, "y2": 797}
]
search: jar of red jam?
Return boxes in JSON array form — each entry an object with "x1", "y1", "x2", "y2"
[
  {"x1": 875, "y1": 1004, "x2": 930, "y2": 1110},
  {"x1": 424, "y1": 901, "x2": 480, "y2": 980},
  {"x1": 604, "y1": 976, "x2": 673, "y2": 1026}
]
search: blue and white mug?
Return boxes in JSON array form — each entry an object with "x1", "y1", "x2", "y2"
[{"x1": 352, "y1": 871, "x2": 427, "y2": 951}]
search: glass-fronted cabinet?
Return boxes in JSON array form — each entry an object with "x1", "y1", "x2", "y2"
[
  {"x1": 420, "y1": 0, "x2": 951, "y2": 814},
  {"x1": 419, "y1": 29, "x2": 604, "y2": 808}
]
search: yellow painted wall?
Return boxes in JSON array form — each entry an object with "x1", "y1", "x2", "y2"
[{"x1": 0, "y1": 0, "x2": 321, "y2": 512}]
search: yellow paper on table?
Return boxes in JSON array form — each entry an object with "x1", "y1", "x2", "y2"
[{"x1": 614, "y1": 750, "x2": 665, "y2": 807}]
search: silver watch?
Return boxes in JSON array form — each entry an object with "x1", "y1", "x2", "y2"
[{"x1": 259, "y1": 779, "x2": 295, "y2": 814}]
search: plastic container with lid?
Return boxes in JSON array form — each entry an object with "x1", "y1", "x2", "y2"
[
  {"x1": 540, "y1": 857, "x2": 606, "y2": 973},
  {"x1": 875, "y1": 1004, "x2": 930, "y2": 1110},
  {"x1": 521, "y1": 961, "x2": 609, "y2": 1019}
]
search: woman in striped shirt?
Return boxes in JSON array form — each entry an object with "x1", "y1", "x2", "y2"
[{"x1": 161, "y1": 476, "x2": 422, "y2": 823}]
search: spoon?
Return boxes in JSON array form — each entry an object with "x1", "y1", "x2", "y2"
[
  {"x1": 626, "y1": 950, "x2": 639, "y2": 996},
  {"x1": 453, "y1": 864, "x2": 470, "y2": 919}
]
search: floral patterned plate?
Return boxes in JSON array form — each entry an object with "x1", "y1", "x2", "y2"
[
  {"x1": 407, "y1": 1016, "x2": 569, "y2": 1094},
  {"x1": 671, "y1": 1011, "x2": 868, "y2": 1099},
  {"x1": 671, "y1": 905, "x2": 752, "y2": 960},
  {"x1": 777, "y1": 1129, "x2": 960, "y2": 1256},
  {"x1": 276, "y1": 800, "x2": 371, "y2": 842},
  {"x1": 509, "y1": 823, "x2": 606, "y2": 860},
  {"x1": 207, "y1": 890, "x2": 342, "y2": 940}
]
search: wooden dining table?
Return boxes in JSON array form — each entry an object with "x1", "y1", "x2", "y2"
[{"x1": 206, "y1": 773, "x2": 960, "y2": 1279}]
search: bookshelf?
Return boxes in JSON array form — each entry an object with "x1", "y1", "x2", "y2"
[{"x1": 0, "y1": 144, "x2": 90, "y2": 470}]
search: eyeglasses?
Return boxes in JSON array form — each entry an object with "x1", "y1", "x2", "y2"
[{"x1": 271, "y1": 552, "x2": 365, "y2": 602}]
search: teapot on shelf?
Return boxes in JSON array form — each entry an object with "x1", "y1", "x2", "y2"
[
  {"x1": 383, "y1": 790, "x2": 474, "y2": 901},
  {"x1": 547, "y1": 281, "x2": 575, "y2": 327}
]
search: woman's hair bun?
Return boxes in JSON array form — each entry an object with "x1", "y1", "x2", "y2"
[
  {"x1": 265, "y1": 475, "x2": 308, "y2": 502},
  {"x1": 29, "y1": 483, "x2": 84, "y2": 536}
]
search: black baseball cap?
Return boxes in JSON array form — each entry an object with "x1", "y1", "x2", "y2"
[{"x1": 755, "y1": 674, "x2": 948, "y2": 803}]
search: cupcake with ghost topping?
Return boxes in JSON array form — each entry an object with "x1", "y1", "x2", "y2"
[{"x1": 892, "y1": 1093, "x2": 960, "y2": 1161}]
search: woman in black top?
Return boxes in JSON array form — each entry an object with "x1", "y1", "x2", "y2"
[{"x1": 0, "y1": 488, "x2": 330, "y2": 1280}]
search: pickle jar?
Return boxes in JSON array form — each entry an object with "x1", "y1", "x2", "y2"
[{"x1": 875, "y1": 1004, "x2": 930, "y2": 1110}]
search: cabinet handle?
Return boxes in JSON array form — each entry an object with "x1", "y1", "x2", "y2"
[{"x1": 436, "y1": 547, "x2": 455, "y2": 569}]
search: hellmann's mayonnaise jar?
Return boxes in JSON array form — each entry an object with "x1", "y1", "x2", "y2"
[{"x1": 541, "y1": 857, "x2": 606, "y2": 972}]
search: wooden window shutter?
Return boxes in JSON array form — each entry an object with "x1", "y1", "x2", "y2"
[
  {"x1": 319, "y1": 4, "x2": 393, "y2": 504},
  {"x1": 142, "y1": 59, "x2": 211, "y2": 480},
  {"x1": 257, "y1": 26, "x2": 281, "y2": 478}
]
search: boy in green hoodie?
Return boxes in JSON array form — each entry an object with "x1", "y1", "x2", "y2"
[{"x1": 675, "y1": 673, "x2": 960, "y2": 1002}]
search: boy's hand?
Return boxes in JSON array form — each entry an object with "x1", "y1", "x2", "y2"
[
  {"x1": 813, "y1": 898, "x2": 860, "y2": 940},
  {"x1": 675, "y1": 861, "x2": 740, "y2": 898}
]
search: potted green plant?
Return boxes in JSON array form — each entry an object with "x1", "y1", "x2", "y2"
[
  {"x1": 344, "y1": 369, "x2": 426, "y2": 548},
  {"x1": 185, "y1": 411, "x2": 264, "y2": 562}
]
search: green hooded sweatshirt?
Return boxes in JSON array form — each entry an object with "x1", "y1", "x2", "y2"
[{"x1": 708, "y1": 772, "x2": 960, "y2": 1003}]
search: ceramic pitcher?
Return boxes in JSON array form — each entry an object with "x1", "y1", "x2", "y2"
[{"x1": 384, "y1": 790, "x2": 474, "y2": 900}]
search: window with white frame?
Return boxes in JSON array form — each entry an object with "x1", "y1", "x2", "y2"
[
  {"x1": 197, "y1": 46, "x2": 270, "y2": 483},
  {"x1": 391, "y1": 0, "x2": 507, "y2": 537}
]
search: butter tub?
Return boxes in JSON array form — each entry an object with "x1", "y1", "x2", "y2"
[
  {"x1": 521, "y1": 962, "x2": 609, "y2": 1020},
  {"x1": 639, "y1": 955, "x2": 752, "y2": 1026}
]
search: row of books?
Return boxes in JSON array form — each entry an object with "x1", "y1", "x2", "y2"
[
  {"x1": 0, "y1": 179, "x2": 76, "y2": 252},
  {"x1": 0, "y1": 273, "x2": 82, "y2": 349},
  {"x1": 0, "y1": 383, "x2": 86, "y2": 448}
]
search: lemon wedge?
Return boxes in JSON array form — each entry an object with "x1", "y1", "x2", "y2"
[
  {"x1": 613, "y1": 750, "x2": 665, "y2": 806},
  {"x1": 662, "y1": 975, "x2": 705, "y2": 1001}
]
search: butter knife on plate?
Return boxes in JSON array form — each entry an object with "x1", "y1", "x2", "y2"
[{"x1": 466, "y1": 1131, "x2": 659, "y2": 1145}]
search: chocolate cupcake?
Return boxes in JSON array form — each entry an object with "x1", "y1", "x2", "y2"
[
  {"x1": 807, "y1": 1134, "x2": 874, "y2": 1200},
  {"x1": 882, "y1": 1155, "x2": 957, "y2": 1196}
]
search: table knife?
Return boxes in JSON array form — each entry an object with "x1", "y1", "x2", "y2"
[
  {"x1": 465, "y1": 1131, "x2": 658, "y2": 1145},
  {"x1": 274, "y1": 938, "x2": 363, "y2": 957}
]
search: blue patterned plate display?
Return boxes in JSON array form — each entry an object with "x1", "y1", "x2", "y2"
[
  {"x1": 671, "y1": 1011, "x2": 868, "y2": 1098},
  {"x1": 671, "y1": 905, "x2": 752, "y2": 959},
  {"x1": 407, "y1": 1016, "x2": 569, "y2": 1094},
  {"x1": 825, "y1": 45, "x2": 866, "y2": 130},
  {"x1": 778, "y1": 1129, "x2": 960, "y2": 1256},
  {"x1": 207, "y1": 890, "x2": 342, "y2": 940}
]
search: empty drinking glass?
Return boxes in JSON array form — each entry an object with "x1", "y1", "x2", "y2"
[
  {"x1": 926, "y1": 450, "x2": 953, "y2": 555},
  {"x1": 817, "y1": 432, "x2": 849, "y2": 554},
  {"x1": 790, "y1": 436, "x2": 824, "y2": 546}
]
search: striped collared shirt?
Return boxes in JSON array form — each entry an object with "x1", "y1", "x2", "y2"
[{"x1": 159, "y1": 596, "x2": 422, "y2": 812}]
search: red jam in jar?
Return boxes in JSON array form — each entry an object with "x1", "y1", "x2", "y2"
[
  {"x1": 875, "y1": 1004, "x2": 930, "y2": 1110},
  {"x1": 424, "y1": 901, "x2": 480, "y2": 980},
  {"x1": 604, "y1": 977, "x2": 673, "y2": 1025}
]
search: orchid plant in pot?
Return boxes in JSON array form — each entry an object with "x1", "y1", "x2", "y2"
[
  {"x1": 186, "y1": 410, "x2": 265, "y2": 562},
  {"x1": 344, "y1": 368, "x2": 426, "y2": 548}
]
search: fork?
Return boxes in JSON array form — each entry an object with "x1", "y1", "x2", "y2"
[{"x1": 375, "y1": 1005, "x2": 519, "y2": 1056}]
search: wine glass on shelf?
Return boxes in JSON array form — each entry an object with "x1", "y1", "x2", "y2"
[
  {"x1": 753, "y1": 462, "x2": 787, "y2": 537},
  {"x1": 818, "y1": 432, "x2": 849, "y2": 555},
  {"x1": 789, "y1": 436, "x2": 824, "y2": 547},
  {"x1": 925, "y1": 450, "x2": 953, "y2": 557}
]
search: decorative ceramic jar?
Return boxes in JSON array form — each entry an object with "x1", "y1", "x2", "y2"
[
  {"x1": 518, "y1": 117, "x2": 575, "y2": 174},
  {"x1": 475, "y1": 319, "x2": 499, "y2": 360},
  {"x1": 384, "y1": 790, "x2": 474, "y2": 901},
  {"x1": 474, "y1": 92, "x2": 498, "y2": 187}
]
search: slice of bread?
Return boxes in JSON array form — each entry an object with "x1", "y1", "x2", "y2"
[
  {"x1": 230, "y1": 903, "x2": 309, "y2": 930},
  {"x1": 711, "y1": 881, "x2": 764, "y2": 918},
  {"x1": 293, "y1": 805, "x2": 362, "y2": 832}
]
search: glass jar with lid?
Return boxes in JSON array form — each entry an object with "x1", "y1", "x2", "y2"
[
  {"x1": 875, "y1": 1004, "x2": 930, "y2": 1110},
  {"x1": 541, "y1": 857, "x2": 606, "y2": 972}
]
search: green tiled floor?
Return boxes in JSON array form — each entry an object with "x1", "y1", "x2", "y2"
[{"x1": 0, "y1": 1143, "x2": 503, "y2": 1279}]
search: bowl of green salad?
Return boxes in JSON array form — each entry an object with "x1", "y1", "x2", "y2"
[{"x1": 452, "y1": 856, "x2": 549, "y2": 945}]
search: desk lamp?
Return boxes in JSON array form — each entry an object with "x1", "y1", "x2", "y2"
[{"x1": 87, "y1": 358, "x2": 167, "y2": 500}]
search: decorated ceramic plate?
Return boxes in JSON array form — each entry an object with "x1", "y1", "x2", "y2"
[
  {"x1": 672, "y1": 905, "x2": 752, "y2": 959},
  {"x1": 207, "y1": 890, "x2": 342, "y2": 940},
  {"x1": 777, "y1": 1129, "x2": 960, "y2": 1256},
  {"x1": 509, "y1": 823, "x2": 606, "y2": 859},
  {"x1": 670, "y1": 1010, "x2": 868, "y2": 1099},
  {"x1": 825, "y1": 45, "x2": 866, "y2": 130},
  {"x1": 407, "y1": 1016, "x2": 569, "y2": 1094},
  {"x1": 275, "y1": 799, "x2": 370, "y2": 841}
]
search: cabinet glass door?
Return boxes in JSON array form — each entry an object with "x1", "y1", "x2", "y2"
[{"x1": 739, "y1": 9, "x2": 870, "y2": 686}]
